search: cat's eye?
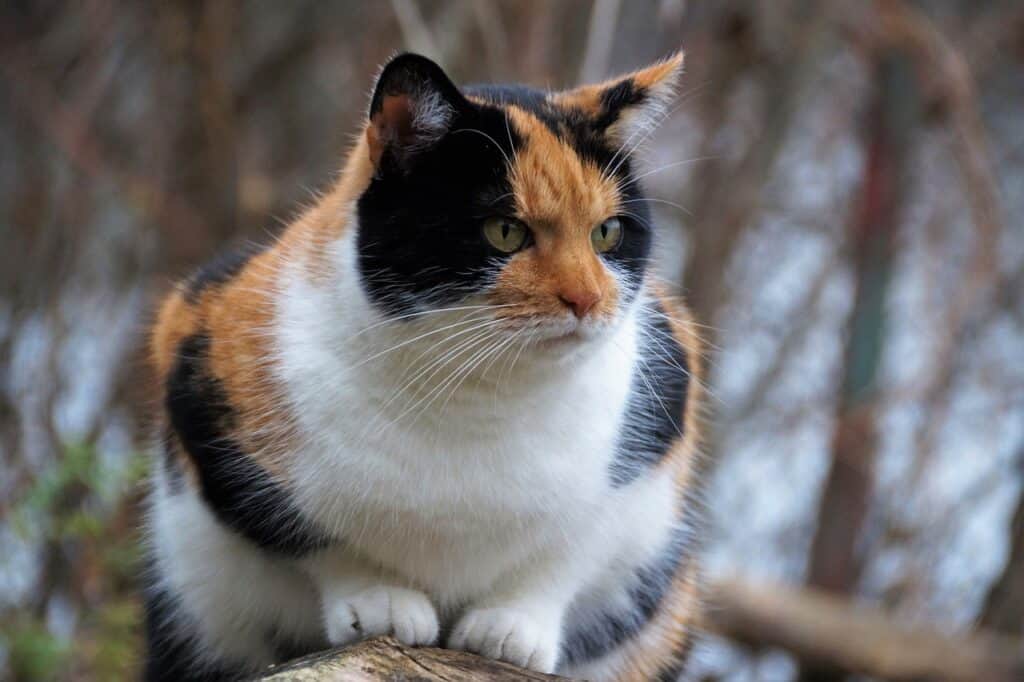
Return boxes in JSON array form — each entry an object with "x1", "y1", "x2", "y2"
[
  {"x1": 591, "y1": 217, "x2": 623, "y2": 253},
  {"x1": 483, "y1": 217, "x2": 529, "y2": 253}
]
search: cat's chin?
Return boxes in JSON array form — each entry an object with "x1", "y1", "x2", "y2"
[
  {"x1": 535, "y1": 330, "x2": 585, "y2": 349},
  {"x1": 527, "y1": 319, "x2": 613, "y2": 355}
]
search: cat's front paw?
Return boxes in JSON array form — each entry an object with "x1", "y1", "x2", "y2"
[
  {"x1": 322, "y1": 585, "x2": 439, "y2": 647},
  {"x1": 448, "y1": 607, "x2": 560, "y2": 673}
]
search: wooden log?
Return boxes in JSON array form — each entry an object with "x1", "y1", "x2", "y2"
[
  {"x1": 256, "y1": 579, "x2": 1024, "y2": 681},
  {"x1": 258, "y1": 636, "x2": 579, "y2": 681}
]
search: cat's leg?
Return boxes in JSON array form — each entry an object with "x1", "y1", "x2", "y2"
[
  {"x1": 449, "y1": 473, "x2": 683, "y2": 674},
  {"x1": 146, "y1": 481, "x2": 325, "y2": 679},
  {"x1": 561, "y1": 557, "x2": 701, "y2": 682},
  {"x1": 302, "y1": 549, "x2": 440, "y2": 648},
  {"x1": 447, "y1": 546, "x2": 595, "y2": 673}
]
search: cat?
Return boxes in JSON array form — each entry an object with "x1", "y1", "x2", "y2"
[{"x1": 144, "y1": 51, "x2": 704, "y2": 681}]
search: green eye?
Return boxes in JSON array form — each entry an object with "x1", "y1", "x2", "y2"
[
  {"x1": 591, "y1": 217, "x2": 623, "y2": 253},
  {"x1": 483, "y1": 217, "x2": 529, "y2": 253}
]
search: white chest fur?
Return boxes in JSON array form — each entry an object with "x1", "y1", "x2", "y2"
[{"x1": 274, "y1": 238, "x2": 640, "y2": 604}]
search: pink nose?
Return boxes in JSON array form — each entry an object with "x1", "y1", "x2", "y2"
[{"x1": 558, "y1": 289, "x2": 601, "y2": 318}]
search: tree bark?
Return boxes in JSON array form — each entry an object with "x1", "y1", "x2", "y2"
[
  {"x1": 258, "y1": 637, "x2": 578, "y2": 681},
  {"x1": 257, "y1": 578, "x2": 1024, "y2": 682},
  {"x1": 799, "y1": 27, "x2": 920, "y2": 682},
  {"x1": 979, "y1": 464, "x2": 1024, "y2": 635}
]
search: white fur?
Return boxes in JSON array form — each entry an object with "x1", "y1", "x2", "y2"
[
  {"x1": 321, "y1": 584, "x2": 439, "y2": 647},
  {"x1": 148, "y1": 224, "x2": 682, "y2": 675},
  {"x1": 147, "y1": 467, "x2": 324, "y2": 671}
]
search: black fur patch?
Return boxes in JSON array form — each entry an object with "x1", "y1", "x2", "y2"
[
  {"x1": 609, "y1": 300, "x2": 690, "y2": 487},
  {"x1": 165, "y1": 333, "x2": 328, "y2": 556},
  {"x1": 561, "y1": 518, "x2": 693, "y2": 666},
  {"x1": 466, "y1": 83, "x2": 563, "y2": 137},
  {"x1": 184, "y1": 245, "x2": 265, "y2": 304},
  {"x1": 594, "y1": 79, "x2": 646, "y2": 131},
  {"x1": 143, "y1": 578, "x2": 246, "y2": 682},
  {"x1": 357, "y1": 95, "x2": 521, "y2": 316}
]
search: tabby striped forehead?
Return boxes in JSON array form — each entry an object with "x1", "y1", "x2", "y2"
[{"x1": 355, "y1": 53, "x2": 682, "y2": 317}]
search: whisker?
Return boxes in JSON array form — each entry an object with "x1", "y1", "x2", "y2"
[
  {"x1": 620, "y1": 197, "x2": 692, "y2": 217},
  {"x1": 344, "y1": 303, "x2": 516, "y2": 343},
  {"x1": 617, "y1": 156, "x2": 720, "y2": 190},
  {"x1": 395, "y1": 328, "x2": 508, "y2": 426},
  {"x1": 379, "y1": 320, "x2": 508, "y2": 413},
  {"x1": 349, "y1": 314, "x2": 499, "y2": 368}
]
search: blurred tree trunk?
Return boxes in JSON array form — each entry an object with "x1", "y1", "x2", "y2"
[
  {"x1": 155, "y1": 0, "x2": 240, "y2": 269},
  {"x1": 799, "y1": 40, "x2": 920, "y2": 682},
  {"x1": 979, "y1": 463, "x2": 1024, "y2": 635},
  {"x1": 681, "y1": 0, "x2": 832, "y2": 333}
]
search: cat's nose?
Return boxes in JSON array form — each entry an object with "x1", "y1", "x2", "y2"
[{"x1": 558, "y1": 288, "x2": 601, "y2": 318}]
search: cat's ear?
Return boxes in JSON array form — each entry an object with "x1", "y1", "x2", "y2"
[
  {"x1": 555, "y1": 52, "x2": 684, "y2": 149},
  {"x1": 366, "y1": 53, "x2": 466, "y2": 174}
]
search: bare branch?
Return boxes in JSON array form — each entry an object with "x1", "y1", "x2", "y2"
[{"x1": 706, "y1": 578, "x2": 1024, "y2": 682}]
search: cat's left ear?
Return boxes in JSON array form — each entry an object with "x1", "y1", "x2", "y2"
[
  {"x1": 366, "y1": 53, "x2": 467, "y2": 174},
  {"x1": 555, "y1": 52, "x2": 684, "y2": 148}
]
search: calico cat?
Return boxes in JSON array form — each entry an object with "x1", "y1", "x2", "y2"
[{"x1": 144, "y1": 52, "x2": 704, "y2": 681}]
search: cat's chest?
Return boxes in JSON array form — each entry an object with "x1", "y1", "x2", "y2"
[
  {"x1": 279, "y1": 291, "x2": 640, "y2": 544},
  {"x1": 289, "y1": 343, "x2": 632, "y2": 529},
  {"x1": 298, "y1": 374, "x2": 625, "y2": 515},
  {"x1": 294, "y1": 383, "x2": 626, "y2": 595}
]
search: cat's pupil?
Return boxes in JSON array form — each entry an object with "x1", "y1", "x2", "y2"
[
  {"x1": 602, "y1": 225, "x2": 608, "y2": 239},
  {"x1": 502, "y1": 223, "x2": 510, "y2": 239}
]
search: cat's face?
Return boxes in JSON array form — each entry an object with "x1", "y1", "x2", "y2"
[{"x1": 356, "y1": 53, "x2": 682, "y2": 345}]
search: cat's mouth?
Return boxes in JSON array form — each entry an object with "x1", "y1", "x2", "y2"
[
  {"x1": 526, "y1": 316, "x2": 611, "y2": 349},
  {"x1": 491, "y1": 306, "x2": 614, "y2": 348},
  {"x1": 537, "y1": 329, "x2": 583, "y2": 347}
]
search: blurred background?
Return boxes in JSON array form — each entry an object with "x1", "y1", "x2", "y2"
[{"x1": 1, "y1": 1, "x2": 1023, "y2": 680}]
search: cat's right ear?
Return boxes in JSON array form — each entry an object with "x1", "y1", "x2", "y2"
[{"x1": 366, "y1": 53, "x2": 466, "y2": 174}]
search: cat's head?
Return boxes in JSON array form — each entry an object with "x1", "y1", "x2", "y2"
[{"x1": 356, "y1": 52, "x2": 682, "y2": 346}]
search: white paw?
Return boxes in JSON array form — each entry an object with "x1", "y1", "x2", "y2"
[
  {"x1": 322, "y1": 585, "x2": 439, "y2": 647},
  {"x1": 448, "y1": 607, "x2": 560, "y2": 673}
]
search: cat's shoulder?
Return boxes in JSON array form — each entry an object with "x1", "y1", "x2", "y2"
[{"x1": 149, "y1": 242, "x2": 276, "y2": 381}]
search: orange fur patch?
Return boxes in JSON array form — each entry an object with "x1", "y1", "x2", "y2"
[
  {"x1": 488, "y1": 107, "x2": 623, "y2": 321},
  {"x1": 652, "y1": 289, "x2": 705, "y2": 486},
  {"x1": 613, "y1": 557, "x2": 702, "y2": 682},
  {"x1": 203, "y1": 249, "x2": 294, "y2": 479},
  {"x1": 150, "y1": 248, "x2": 296, "y2": 486},
  {"x1": 151, "y1": 290, "x2": 202, "y2": 484},
  {"x1": 551, "y1": 52, "x2": 684, "y2": 118}
]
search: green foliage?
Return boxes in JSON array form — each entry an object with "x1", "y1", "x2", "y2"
[
  {"x1": 1, "y1": 442, "x2": 150, "y2": 680},
  {"x1": 5, "y1": 619, "x2": 71, "y2": 680}
]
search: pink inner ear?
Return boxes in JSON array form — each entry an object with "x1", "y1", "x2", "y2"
[
  {"x1": 380, "y1": 94, "x2": 416, "y2": 139},
  {"x1": 367, "y1": 94, "x2": 416, "y2": 168}
]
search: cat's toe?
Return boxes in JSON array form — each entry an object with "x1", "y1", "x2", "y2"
[
  {"x1": 323, "y1": 586, "x2": 438, "y2": 647},
  {"x1": 386, "y1": 587, "x2": 439, "y2": 646},
  {"x1": 322, "y1": 595, "x2": 362, "y2": 646},
  {"x1": 448, "y1": 607, "x2": 559, "y2": 673}
]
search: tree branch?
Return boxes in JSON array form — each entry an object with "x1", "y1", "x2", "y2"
[
  {"x1": 257, "y1": 577, "x2": 1024, "y2": 681},
  {"x1": 705, "y1": 578, "x2": 1024, "y2": 682},
  {"x1": 259, "y1": 637, "x2": 578, "y2": 681}
]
